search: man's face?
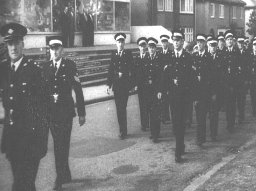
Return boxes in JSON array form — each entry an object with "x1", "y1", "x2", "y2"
[
  {"x1": 50, "y1": 46, "x2": 63, "y2": 61},
  {"x1": 138, "y1": 43, "x2": 147, "y2": 53},
  {"x1": 253, "y1": 44, "x2": 256, "y2": 53},
  {"x1": 7, "y1": 39, "x2": 24, "y2": 63},
  {"x1": 218, "y1": 40, "x2": 225, "y2": 49},
  {"x1": 148, "y1": 45, "x2": 156, "y2": 55},
  {"x1": 197, "y1": 40, "x2": 206, "y2": 52},
  {"x1": 226, "y1": 37, "x2": 233, "y2": 47},
  {"x1": 237, "y1": 42, "x2": 244, "y2": 50},
  {"x1": 209, "y1": 44, "x2": 217, "y2": 54},
  {"x1": 173, "y1": 38, "x2": 184, "y2": 51},
  {"x1": 116, "y1": 39, "x2": 125, "y2": 51},
  {"x1": 161, "y1": 41, "x2": 168, "y2": 49}
]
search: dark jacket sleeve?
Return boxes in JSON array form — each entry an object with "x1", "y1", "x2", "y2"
[
  {"x1": 107, "y1": 51, "x2": 115, "y2": 89},
  {"x1": 70, "y1": 61, "x2": 86, "y2": 117}
]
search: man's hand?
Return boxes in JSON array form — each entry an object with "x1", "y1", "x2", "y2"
[
  {"x1": 157, "y1": 92, "x2": 162, "y2": 100},
  {"x1": 79, "y1": 116, "x2": 86, "y2": 126}
]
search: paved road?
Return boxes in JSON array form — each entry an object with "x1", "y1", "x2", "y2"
[{"x1": 1, "y1": 95, "x2": 256, "y2": 191}]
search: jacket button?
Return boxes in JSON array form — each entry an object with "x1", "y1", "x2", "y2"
[
  {"x1": 55, "y1": 78, "x2": 57, "y2": 81},
  {"x1": 10, "y1": 84, "x2": 14, "y2": 88},
  {"x1": 54, "y1": 86, "x2": 57, "y2": 88},
  {"x1": 10, "y1": 97, "x2": 13, "y2": 100}
]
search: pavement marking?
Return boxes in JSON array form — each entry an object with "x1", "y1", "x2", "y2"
[{"x1": 183, "y1": 135, "x2": 256, "y2": 191}]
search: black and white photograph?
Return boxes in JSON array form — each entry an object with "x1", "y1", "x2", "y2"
[{"x1": 1, "y1": 0, "x2": 256, "y2": 190}]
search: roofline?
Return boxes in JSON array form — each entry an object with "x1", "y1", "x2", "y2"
[{"x1": 197, "y1": 0, "x2": 246, "y2": 6}]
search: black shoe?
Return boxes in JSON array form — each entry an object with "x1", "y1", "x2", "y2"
[
  {"x1": 53, "y1": 182, "x2": 62, "y2": 191},
  {"x1": 175, "y1": 156, "x2": 184, "y2": 163},
  {"x1": 153, "y1": 138, "x2": 159, "y2": 143},
  {"x1": 119, "y1": 134, "x2": 126, "y2": 140}
]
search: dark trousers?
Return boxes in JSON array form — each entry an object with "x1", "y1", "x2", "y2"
[
  {"x1": 226, "y1": 87, "x2": 236, "y2": 131},
  {"x1": 185, "y1": 101, "x2": 193, "y2": 128},
  {"x1": 195, "y1": 99, "x2": 209, "y2": 144},
  {"x1": 209, "y1": 98, "x2": 220, "y2": 139},
  {"x1": 143, "y1": 87, "x2": 161, "y2": 139},
  {"x1": 10, "y1": 157, "x2": 40, "y2": 191},
  {"x1": 170, "y1": 93, "x2": 189, "y2": 157},
  {"x1": 138, "y1": 88, "x2": 147, "y2": 129},
  {"x1": 250, "y1": 84, "x2": 256, "y2": 116},
  {"x1": 161, "y1": 92, "x2": 171, "y2": 122},
  {"x1": 62, "y1": 29, "x2": 74, "y2": 48},
  {"x1": 50, "y1": 119, "x2": 73, "y2": 184},
  {"x1": 114, "y1": 90, "x2": 129, "y2": 136}
]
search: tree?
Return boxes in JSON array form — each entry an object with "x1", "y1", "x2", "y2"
[{"x1": 247, "y1": 10, "x2": 256, "y2": 37}]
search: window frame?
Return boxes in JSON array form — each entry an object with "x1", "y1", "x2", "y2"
[
  {"x1": 165, "y1": 0, "x2": 173, "y2": 12},
  {"x1": 232, "y1": 6, "x2": 237, "y2": 19},
  {"x1": 210, "y1": 3, "x2": 215, "y2": 18},
  {"x1": 157, "y1": 0, "x2": 165, "y2": 11},
  {"x1": 240, "y1": 7, "x2": 243, "y2": 19},
  {"x1": 180, "y1": 0, "x2": 194, "y2": 14},
  {"x1": 184, "y1": 27, "x2": 193, "y2": 42},
  {"x1": 219, "y1": 4, "x2": 224, "y2": 19}
]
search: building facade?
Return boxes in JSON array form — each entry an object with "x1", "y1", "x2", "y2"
[
  {"x1": 131, "y1": 0, "x2": 195, "y2": 42},
  {"x1": 0, "y1": 0, "x2": 131, "y2": 48},
  {"x1": 196, "y1": 0, "x2": 246, "y2": 36}
]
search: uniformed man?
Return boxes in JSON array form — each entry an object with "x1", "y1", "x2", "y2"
[
  {"x1": 217, "y1": 34, "x2": 226, "y2": 54},
  {"x1": 159, "y1": 34, "x2": 171, "y2": 124},
  {"x1": 249, "y1": 38, "x2": 256, "y2": 116},
  {"x1": 160, "y1": 30, "x2": 195, "y2": 162},
  {"x1": 192, "y1": 34, "x2": 213, "y2": 146},
  {"x1": 141, "y1": 37, "x2": 162, "y2": 143},
  {"x1": 107, "y1": 33, "x2": 134, "y2": 140},
  {"x1": 0, "y1": 23, "x2": 49, "y2": 191},
  {"x1": 223, "y1": 30, "x2": 240, "y2": 133},
  {"x1": 42, "y1": 36, "x2": 86, "y2": 190},
  {"x1": 134, "y1": 37, "x2": 148, "y2": 131},
  {"x1": 208, "y1": 37, "x2": 224, "y2": 141},
  {"x1": 236, "y1": 35, "x2": 250, "y2": 123}
]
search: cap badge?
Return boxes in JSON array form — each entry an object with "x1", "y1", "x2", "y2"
[{"x1": 8, "y1": 29, "x2": 14, "y2": 34}]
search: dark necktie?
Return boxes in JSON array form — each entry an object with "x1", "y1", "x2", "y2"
[{"x1": 53, "y1": 62, "x2": 58, "y2": 73}]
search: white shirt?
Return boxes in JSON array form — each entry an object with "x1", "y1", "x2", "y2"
[
  {"x1": 163, "y1": 48, "x2": 168, "y2": 54},
  {"x1": 174, "y1": 49, "x2": 183, "y2": 58},
  {"x1": 11, "y1": 56, "x2": 23, "y2": 71},
  {"x1": 198, "y1": 50, "x2": 205, "y2": 57},
  {"x1": 53, "y1": 58, "x2": 62, "y2": 70}
]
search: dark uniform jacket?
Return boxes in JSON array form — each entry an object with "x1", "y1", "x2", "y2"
[
  {"x1": 140, "y1": 52, "x2": 163, "y2": 93},
  {"x1": 161, "y1": 49, "x2": 195, "y2": 99},
  {"x1": 134, "y1": 52, "x2": 148, "y2": 89},
  {"x1": 209, "y1": 50, "x2": 225, "y2": 97},
  {"x1": 42, "y1": 58, "x2": 85, "y2": 122},
  {"x1": 107, "y1": 49, "x2": 134, "y2": 92},
  {"x1": 248, "y1": 52, "x2": 256, "y2": 85},
  {"x1": 192, "y1": 51, "x2": 213, "y2": 100},
  {"x1": 0, "y1": 56, "x2": 49, "y2": 160},
  {"x1": 159, "y1": 48, "x2": 172, "y2": 69},
  {"x1": 223, "y1": 47, "x2": 245, "y2": 89}
]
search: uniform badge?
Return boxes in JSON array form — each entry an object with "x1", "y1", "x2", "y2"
[
  {"x1": 198, "y1": 76, "x2": 201, "y2": 81},
  {"x1": 228, "y1": 67, "x2": 231, "y2": 74},
  {"x1": 53, "y1": 93, "x2": 59, "y2": 103},
  {"x1": 118, "y1": 72, "x2": 123, "y2": 78},
  {"x1": 174, "y1": 78, "x2": 178, "y2": 85},
  {"x1": 8, "y1": 29, "x2": 14, "y2": 34}
]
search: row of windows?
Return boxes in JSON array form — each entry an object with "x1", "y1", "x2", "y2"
[
  {"x1": 157, "y1": 0, "x2": 194, "y2": 13},
  {"x1": 210, "y1": 3, "x2": 244, "y2": 19}
]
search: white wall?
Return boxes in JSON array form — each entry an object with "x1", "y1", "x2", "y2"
[
  {"x1": 22, "y1": 32, "x2": 131, "y2": 49},
  {"x1": 131, "y1": 26, "x2": 173, "y2": 44}
]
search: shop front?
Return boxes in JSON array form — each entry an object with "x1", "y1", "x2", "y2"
[{"x1": 0, "y1": 0, "x2": 131, "y2": 48}]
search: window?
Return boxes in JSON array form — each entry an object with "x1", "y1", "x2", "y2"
[
  {"x1": 219, "y1": 4, "x2": 224, "y2": 18},
  {"x1": 165, "y1": 0, "x2": 173, "y2": 12},
  {"x1": 240, "y1": 7, "x2": 243, "y2": 19},
  {"x1": 232, "y1": 6, "x2": 236, "y2": 19},
  {"x1": 180, "y1": 0, "x2": 194, "y2": 13},
  {"x1": 210, "y1": 3, "x2": 215, "y2": 18},
  {"x1": 184, "y1": 28, "x2": 193, "y2": 42},
  {"x1": 157, "y1": 0, "x2": 164, "y2": 11},
  {"x1": 0, "y1": 0, "x2": 131, "y2": 33}
]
